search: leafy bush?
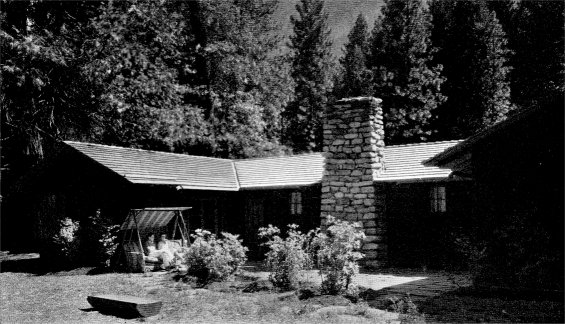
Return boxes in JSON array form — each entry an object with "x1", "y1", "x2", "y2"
[
  {"x1": 183, "y1": 229, "x2": 248, "y2": 284},
  {"x1": 84, "y1": 210, "x2": 120, "y2": 268},
  {"x1": 311, "y1": 216, "x2": 365, "y2": 295},
  {"x1": 453, "y1": 215, "x2": 563, "y2": 290},
  {"x1": 386, "y1": 294, "x2": 424, "y2": 324},
  {"x1": 258, "y1": 224, "x2": 312, "y2": 291},
  {"x1": 52, "y1": 218, "x2": 81, "y2": 265},
  {"x1": 98, "y1": 224, "x2": 120, "y2": 267}
]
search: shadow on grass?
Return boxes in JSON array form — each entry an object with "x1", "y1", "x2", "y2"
[
  {"x1": 1, "y1": 255, "x2": 117, "y2": 276},
  {"x1": 0, "y1": 257, "x2": 43, "y2": 274},
  {"x1": 79, "y1": 307, "x2": 140, "y2": 320},
  {"x1": 359, "y1": 274, "x2": 564, "y2": 323},
  {"x1": 419, "y1": 287, "x2": 564, "y2": 323}
]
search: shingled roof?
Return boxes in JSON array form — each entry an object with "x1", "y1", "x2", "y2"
[
  {"x1": 63, "y1": 140, "x2": 462, "y2": 191},
  {"x1": 234, "y1": 153, "x2": 325, "y2": 189},
  {"x1": 378, "y1": 140, "x2": 463, "y2": 181},
  {"x1": 64, "y1": 141, "x2": 240, "y2": 191}
]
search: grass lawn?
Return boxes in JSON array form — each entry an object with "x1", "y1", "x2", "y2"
[
  {"x1": 0, "y1": 263, "x2": 562, "y2": 323},
  {"x1": 0, "y1": 268, "x2": 398, "y2": 324}
]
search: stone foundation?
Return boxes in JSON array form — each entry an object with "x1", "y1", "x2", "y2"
[{"x1": 320, "y1": 97, "x2": 387, "y2": 267}]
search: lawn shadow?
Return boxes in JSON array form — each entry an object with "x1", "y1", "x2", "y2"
[
  {"x1": 79, "y1": 307, "x2": 140, "y2": 320},
  {"x1": 417, "y1": 286, "x2": 565, "y2": 323},
  {"x1": 0, "y1": 255, "x2": 43, "y2": 274},
  {"x1": 0, "y1": 254, "x2": 115, "y2": 276},
  {"x1": 357, "y1": 270, "x2": 564, "y2": 323},
  {"x1": 355, "y1": 269, "x2": 469, "y2": 310}
]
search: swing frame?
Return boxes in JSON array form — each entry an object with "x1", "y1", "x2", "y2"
[{"x1": 116, "y1": 207, "x2": 191, "y2": 272}]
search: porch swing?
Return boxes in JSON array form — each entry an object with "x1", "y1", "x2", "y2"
[{"x1": 117, "y1": 207, "x2": 191, "y2": 272}]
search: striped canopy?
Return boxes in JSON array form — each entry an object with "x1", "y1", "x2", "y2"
[{"x1": 121, "y1": 207, "x2": 191, "y2": 230}]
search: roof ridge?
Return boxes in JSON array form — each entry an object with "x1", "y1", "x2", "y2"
[
  {"x1": 385, "y1": 140, "x2": 463, "y2": 148},
  {"x1": 233, "y1": 152, "x2": 323, "y2": 162},
  {"x1": 63, "y1": 141, "x2": 231, "y2": 162}
]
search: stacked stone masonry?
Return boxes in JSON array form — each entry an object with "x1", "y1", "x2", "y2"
[{"x1": 320, "y1": 97, "x2": 387, "y2": 267}]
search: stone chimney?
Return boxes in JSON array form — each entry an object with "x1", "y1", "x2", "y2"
[{"x1": 320, "y1": 97, "x2": 387, "y2": 267}]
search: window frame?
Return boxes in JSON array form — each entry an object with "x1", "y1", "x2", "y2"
[
  {"x1": 290, "y1": 191, "x2": 303, "y2": 216},
  {"x1": 430, "y1": 185, "x2": 447, "y2": 213}
]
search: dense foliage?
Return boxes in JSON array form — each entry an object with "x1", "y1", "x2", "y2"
[
  {"x1": 259, "y1": 217, "x2": 366, "y2": 295},
  {"x1": 183, "y1": 229, "x2": 248, "y2": 284},
  {"x1": 0, "y1": 0, "x2": 102, "y2": 180},
  {"x1": 430, "y1": 0, "x2": 513, "y2": 139},
  {"x1": 368, "y1": 0, "x2": 446, "y2": 144},
  {"x1": 311, "y1": 216, "x2": 365, "y2": 295},
  {"x1": 258, "y1": 224, "x2": 312, "y2": 291},
  {"x1": 489, "y1": 0, "x2": 564, "y2": 111},
  {"x1": 284, "y1": 0, "x2": 334, "y2": 152},
  {"x1": 83, "y1": 0, "x2": 209, "y2": 152},
  {"x1": 334, "y1": 14, "x2": 372, "y2": 98},
  {"x1": 183, "y1": 0, "x2": 294, "y2": 158},
  {"x1": 51, "y1": 218, "x2": 81, "y2": 265}
]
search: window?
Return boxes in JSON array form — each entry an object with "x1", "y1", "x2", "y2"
[
  {"x1": 430, "y1": 186, "x2": 446, "y2": 213},
  {"x1": 290, "y1": 192, "x2": 302, "y2": 215}
]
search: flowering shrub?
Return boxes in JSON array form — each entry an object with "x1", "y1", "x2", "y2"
[
  {"x1": 84, "y1": 210, "x2": 120, "y2": 267},
  {"x1": 98, "y1": 224, "x2": 120, "y2": 267},
  {"x1": 311, "y1": 216, "x2": 365, "y2": 294},
  {"x1": 52, "y1": 218, "x2": 81, "y2": 264},
  {"x1": 258, "y1": 224, "x2": 312, "y2": 291},
  {"x1": 183, "y1": 229, "x2": 248, "y2": 284}
]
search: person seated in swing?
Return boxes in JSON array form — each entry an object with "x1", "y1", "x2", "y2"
[{"x1": 145, "y1": 234, "x2": 173, "y2": 268}]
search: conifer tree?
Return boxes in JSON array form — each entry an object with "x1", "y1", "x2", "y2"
[
  {"x1": 1, "y1": 0, "x2": 102, "y2": 176},
  {"x1": 430, "y1": 0, "x2": 512, "y2": 139},
  {"x1": 335, "y1": 13, "x2": 372, "y2": 98},
  {"x1": 83, "y1": 0, "x2": 210, "y2": 152},
  {"x1": 183, "y1": 0, "x2": 294, "y2": 158},
  {"x1": 505, "y1": 1, "x2": 564, "y2": 110},
  {"x1": 285, "y1": 0, "x2": 333, "y2": 152},
  {"x1": 369, "y1": 0, "x2": 445, "y2": 144}
]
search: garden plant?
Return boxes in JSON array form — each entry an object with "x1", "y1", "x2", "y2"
[
  {"x1": 182, "y1": 229, "x2": 248, "y2": 284},
  {"x1": 258, "y1": 224, "x2": 312, "y2": 291}
]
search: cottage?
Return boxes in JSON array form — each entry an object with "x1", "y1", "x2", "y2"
[{"x1": 4, "y1": 97, "x2": 474, "y2": 268}]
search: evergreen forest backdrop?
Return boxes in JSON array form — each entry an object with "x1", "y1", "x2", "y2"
[{"x1": 1, "y1": 0, "x2": 563, "y2": 193}]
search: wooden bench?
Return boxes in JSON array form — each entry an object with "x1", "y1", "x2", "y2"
[{"x1": 87, "y1": 294, "x2": 162, "y2": 318}]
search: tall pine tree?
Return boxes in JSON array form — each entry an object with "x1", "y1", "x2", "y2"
[
  {"x1": 284, "y1": 0, "x2": 333, "y2": 152},
  {"x1": 504, "y1": 1, "x2": 564, "y2": 110},
  {"x1": 369, "y1": 0, "x2": 445, "y2": 144},
  {"x1": 430, "y1": 0, "x2": 512, "y2": 139},
  {"x1": 335, "y1": 13, "x2": 372, "y2": 98},
  {"x1": 83, "y1": 0, "x2": 210, "y2": 153},
  {"x1": 1, "y1": 0, "x2": 102, "y2": 179},
  {"x1": 182, "y1": 0, "x2": 294, "y2": 158}
]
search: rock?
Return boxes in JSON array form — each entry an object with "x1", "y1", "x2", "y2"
[
  {"x1": 309, "y1": 305, "x2": 348, "y2": 318},
  {"x1": 364, "y1": 308, "x2": 400, "y2": 322},
  {"x1": 306, "y1": 294, "x2": 352, "y2": 307},
  {"x1": 358, "y1": 287, "x2": 382, "y2": 301},
  {"x1": 279, "y1": 306, "x2": 293, "y2": 314},
  {"x1": 277, "y1": 291, "x2": 298, "y2": 301},
  {"x1": 206, "y1": 281, "x2": 238, "y2": 293},
  {"x1": 297, "y1": 286, "x2": 320, "y2": 300},
  {"x1": 242, "y1": 279, "x2": 273, "y2": 293}
]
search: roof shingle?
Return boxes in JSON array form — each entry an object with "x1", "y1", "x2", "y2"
[
  {"x1": 63, "y1": 140, "x2": 462, "y2": 191},
  {"x1": 64, "y1": 141, "x2": 240, "y2": 191},
  {"x1": 234, "y1": 153, "x2": 325, "y2": 189}
]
